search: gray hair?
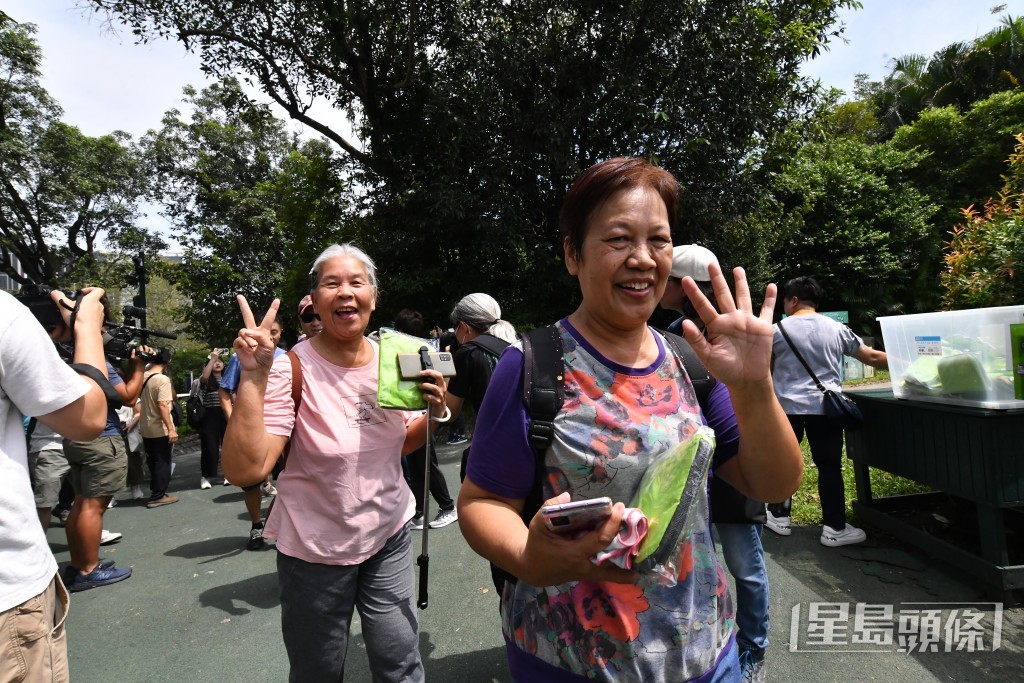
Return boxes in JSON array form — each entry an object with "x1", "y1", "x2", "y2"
[
  {"x1": 450, "y1": 293, "x2": 517, "y2": 344},
  {"x1": 309, "y1": 243, "x2": 378, "y2": 294}
]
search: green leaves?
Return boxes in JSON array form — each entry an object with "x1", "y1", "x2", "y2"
[
  {"x1": 91, "y1": 0, "x2": 852, "y2": 327},
  {"x1": 143, "y1": 77, "x2": 352, "y2": 345},
  {"x1": 0, "y1": 18, "x2": 153, "y2": 289}
]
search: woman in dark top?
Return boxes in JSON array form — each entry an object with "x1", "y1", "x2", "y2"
[{"x1": 198, "y1": 349, "x2": 227, "y2": 488}]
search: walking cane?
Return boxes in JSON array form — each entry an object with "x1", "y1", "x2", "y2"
[{"x1": 417, "y1": 347, "x2": 435, "y2": 609}]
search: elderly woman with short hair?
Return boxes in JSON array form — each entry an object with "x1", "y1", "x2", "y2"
[{"x1": 223, "y1": 243, "x2": 447, "y2": 682}]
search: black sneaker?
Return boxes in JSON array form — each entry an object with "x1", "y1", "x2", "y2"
[{"x1": 246, "y1": 525, "x2": 265, "y2": 550}]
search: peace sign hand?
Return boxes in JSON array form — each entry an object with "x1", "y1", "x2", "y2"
[
  {"x1": 680, "y1": 264, "x2": 777, "y2": 391},
  {"x1": 233, "y1": 296, "x2": 281, "y2": 373}
]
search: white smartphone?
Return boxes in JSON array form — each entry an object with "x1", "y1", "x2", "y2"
[
  {"x1": 397, "y1": 351, "x2": 457, "y2": 379},
  {"x1": 541, "y1": 497, "x2": 613, "y2": 535}
]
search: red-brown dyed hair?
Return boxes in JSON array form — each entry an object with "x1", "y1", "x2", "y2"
[{"x1": 559, "y1": 157, "x2": 679, "y2": 261}]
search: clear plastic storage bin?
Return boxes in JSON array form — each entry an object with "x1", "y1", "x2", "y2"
[{"x1": 878, "y1": 305, "x2": 1024, "y2": 409}]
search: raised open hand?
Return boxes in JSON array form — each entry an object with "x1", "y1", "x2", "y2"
[
  {"x1": 680, "y1": 264, "x2": 777, "y2": 390},
  {"x1": 233, "y1": 295, "x2": 281, "y2": 372}
]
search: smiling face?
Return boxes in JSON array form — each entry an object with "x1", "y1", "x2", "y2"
[
  {"x1": 310, "y1": 254, "x2": 376, "y2": 342},
  {"x1": 565, "y1": 186, "x2": 673, "y2": 333}
]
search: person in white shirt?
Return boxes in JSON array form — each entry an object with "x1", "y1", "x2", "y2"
[{"x1": 0, "y1": 287, "x2": 109, "y2": 682}]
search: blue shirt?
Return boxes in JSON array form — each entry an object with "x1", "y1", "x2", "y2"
[{"x1": 220, "y1": 348, "x2": 286, "y2": 393}]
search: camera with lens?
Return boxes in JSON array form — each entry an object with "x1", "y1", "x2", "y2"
[
  {"x1": 17, "y1": 284, "x2": 80, "y2": 333},
  {"x1": 18, "y1": 283, "x2": 177, "y2": 361}
]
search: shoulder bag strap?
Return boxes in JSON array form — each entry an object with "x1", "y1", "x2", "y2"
[{"x1": 777, "y1": 319, "x2": 826, "y2": 393}]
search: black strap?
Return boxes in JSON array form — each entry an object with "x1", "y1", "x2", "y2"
[
  {"x1": 465, "y1": 334, "x2": 509, "y2": 359},
  {"x1": 521, "y1": 327, "x2": 564, "y2": 455},
  {"x1": 25, "y1": 417, "x2": 38, "y2": 440},
  {"x1": 776, "y1": 319, "x2": 827, "y2": 393},
  {"x1": 71, "y1": 363, "x2": 122, "y2": 409}
]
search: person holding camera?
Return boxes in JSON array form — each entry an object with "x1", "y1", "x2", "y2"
[
  {"x1": 197, "y1": 349, "x2": 228, "y2": 489},
  {"x1": 62, "y1": 307, "x2": 152, "y2": 592},
  {"x1": 1, "y1": 286, "x2": 111, "y2": 680}
]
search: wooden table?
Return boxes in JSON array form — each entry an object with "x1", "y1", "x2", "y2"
[{"x1": 845, "y1": 389, "x2": 1024, "y2": 598}]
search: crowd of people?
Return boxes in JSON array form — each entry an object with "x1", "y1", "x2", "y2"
[{"x1": 1, "y1": 156, "x2": 890, "y2": 683}]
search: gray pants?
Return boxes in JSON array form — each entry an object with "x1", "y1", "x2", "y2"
[
  {"x1": 277, "y1": 524, "x2": 424, "y2": 683},
  {"x1": 28, "y1": 448, "x2": 69, "y2": 508}
]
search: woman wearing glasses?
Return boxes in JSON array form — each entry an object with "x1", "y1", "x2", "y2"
[{"x1": 296, "y1": 294, "x2": 323, "y2": 342}]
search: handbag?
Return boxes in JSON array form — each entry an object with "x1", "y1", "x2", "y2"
[
  {"x1": 777, "y1": 319, "x2": 864, "y2": 430},
  {"x1": 186, "y1": 378, "x2": 206, "y2": 429}
]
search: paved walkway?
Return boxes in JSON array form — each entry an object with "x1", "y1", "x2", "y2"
[{"x1": 49, "y1": 436, "x2": 1022, "y2": 682}]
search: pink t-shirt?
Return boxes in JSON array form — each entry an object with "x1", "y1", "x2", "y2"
[{"x1": 262, "y1": 339, "x2": 416, "y2": 565}]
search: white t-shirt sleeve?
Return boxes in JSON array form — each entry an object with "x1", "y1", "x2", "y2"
[{"x1": 1, "y1": 299, "x2": 89, "y2": 417}]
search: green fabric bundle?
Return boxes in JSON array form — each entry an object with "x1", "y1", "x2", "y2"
[
  {"x1": 630, "y1": 427, "x2": 715, "y2": 570},
  {"x1": 377, "y1": 328, "x2": 432, "y2": 410}
]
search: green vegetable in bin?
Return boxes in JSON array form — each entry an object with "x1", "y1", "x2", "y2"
[
  {"x1": 630, "y1": 428, "x2": 715, "y2": 567},
  {"x1": 937, "y1": 354, "x2": 990, "y2": 394}
]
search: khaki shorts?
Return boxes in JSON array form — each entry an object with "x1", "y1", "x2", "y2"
[
  {"x1": 63, "y1": 435, "x2": 128, "y2": 498},
  {"x1": 28, "y1": 448, "x2": 70, "y2": 508},
  {"x1": 0, "y1": 574, "x2": 69, "y2": 682}
]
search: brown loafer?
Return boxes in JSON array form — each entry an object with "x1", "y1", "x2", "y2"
[{"x1": 146, "y1": 495, "x2": 180, "y2": 509}]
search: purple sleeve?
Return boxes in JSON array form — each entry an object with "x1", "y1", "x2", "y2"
[
  {"x1": 464, "y1": 347, "x2": 537, "y2": 500},
  {"x1": 704, "y1": 382, "x2": 740, "y2": 467}
]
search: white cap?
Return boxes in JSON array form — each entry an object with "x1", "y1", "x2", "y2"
[{"x1": 670, "y1": 244, "x2": 719, "y2": 281}]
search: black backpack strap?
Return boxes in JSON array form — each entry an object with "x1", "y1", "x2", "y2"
[
  {"x1": 659, "y1": 330, "x2": 715, "y2": 409},
  {"x1": 521, "y1": 326, "x2": 565, "y2": 454},
  {"x1": 465, "y1": 334, "x2": 510, "y2": 360}
]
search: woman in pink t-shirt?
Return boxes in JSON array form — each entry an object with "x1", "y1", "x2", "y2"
[{"x1": 222, "y1": 243, "x2": 447, "y2": 683}]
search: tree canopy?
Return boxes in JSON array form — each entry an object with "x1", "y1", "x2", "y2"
[
  {"x1": 0, "y1": 16, "x2": 158, "y2": 288},
  {"x1": 143, "y1": 78, "x2": 353, "y2": 344},
  {"x1": 91, "y1": 0, "x2": 857, "y2": 326}
]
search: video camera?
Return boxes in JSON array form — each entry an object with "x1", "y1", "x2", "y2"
[{"x1": 18, "y1": 284, "x2": 178, "y2": 362}]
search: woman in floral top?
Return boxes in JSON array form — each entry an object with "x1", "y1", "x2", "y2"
[{"x1": 458, "y1": 157, "x2": 803, "y2": 682}]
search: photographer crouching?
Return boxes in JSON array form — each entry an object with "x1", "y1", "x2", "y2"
[{"x1": 1, "y1": 286, "x2": 111, "y2": 681}]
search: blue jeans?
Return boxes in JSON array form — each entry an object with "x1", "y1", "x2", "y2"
[
  {"x1": 715, "y1": 522, "x2": 770, "y2": 653},
  {"x1": 277, "y1": 524, "x2": 424, "y2": 683}
]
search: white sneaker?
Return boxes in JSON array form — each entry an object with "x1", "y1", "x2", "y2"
[
  {"x1": 409, "y1": 515, "x2": 425, "y2": 530},
  {"x1": 222, "y1": 478, "x2": 231, "y2": 486},
  {"x1": 261, "y1": 481, "x2": 278, "y2": 496},
  {"x1": 100, "y1": 529, "x2": 122, "y2": 545},
  {"x1": 107, "y1": 498, "x2": 117, "y2": 509},
  {"x1": 428, "y1": 508, "x2": 459, "y2": 529},
  {"x1": 131, "y1": 485, "x2": 145, "y2": 500},
  {"x1": 765, "y1": 511, "x2": 792, "y2": 536},
  {"x1": 200, "y1": 477, "x2": 212, "y2": 490},
  {"x1": 820, "y1": 523, "x2": 867, "y2": 547}
]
